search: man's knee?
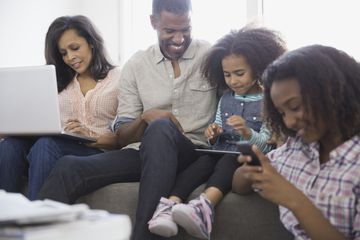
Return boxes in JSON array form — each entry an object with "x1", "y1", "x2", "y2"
[
  {"x1": 144, "y1": 118, "x2": 177, "y2": 138},
  {"x1": 50, "y1": 155, "x2": 82, "y2": 176}
]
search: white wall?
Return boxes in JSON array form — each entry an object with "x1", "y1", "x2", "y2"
[{"x1": 0, "y1": 0, "x2": 120, "y2": 67}]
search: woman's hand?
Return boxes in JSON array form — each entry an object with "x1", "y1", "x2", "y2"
[{"x1": 64, "y1": 119, "x2": 91, "y2": 137}]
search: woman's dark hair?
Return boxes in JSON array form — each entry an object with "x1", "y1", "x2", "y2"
[
  {"x1": 201, "y1": 26, "x2": 286, "y2": 95},
  {"x1": 152, "y1": 0, "x2": 191, "y2": 16},
  {"x1": 263, "y1": 44, "x2": 360, "y2": 141},
  {"x1": 45, "y1": 15, "x2": 114, "y2": 92}
]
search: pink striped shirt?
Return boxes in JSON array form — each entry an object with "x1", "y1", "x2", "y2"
[
  {"x1": 58, "y1": 67, "x2": 120, "y2": 138},
  {"x1": 268, "y1": 134, "x2": 360, "y2": 239}
]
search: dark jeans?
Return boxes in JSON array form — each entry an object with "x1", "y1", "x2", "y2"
[
  {"x1": 37, "y1": 148, "x2": 141, "y2": 203},
  {"x1": 0, "y1": 136, "x2": 102, "y2": 200},
  {"x1": 0, "y1": 137, "x2": 34, "y2": 192},
  {"x1": 38, "y1": 119, "x2": 211, "y2": 240}
]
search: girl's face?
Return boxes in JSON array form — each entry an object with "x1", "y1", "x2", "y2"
[
  {"x1": 270, "y1": 78, "x2": 327, "y2": 143},
  {"x1": 221, "y1": 54, "x2": 258, "y2": 95},
  {"x1": 57, "y1": 29, "x2": 93, "y2": 75}
]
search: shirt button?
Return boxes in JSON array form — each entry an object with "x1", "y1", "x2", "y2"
[
  {"x1": 202, "y1": 85, "x2": 206, "y2": 89},
  {"x1": 253, "y1": 117, "x2": 257, "y2": 120},
  {"x1": 240, "y1": 103, "x2": 244, "y2": 106},
  {"x1": 174, "y1": 89, "x2": 178, "y2": 93}
]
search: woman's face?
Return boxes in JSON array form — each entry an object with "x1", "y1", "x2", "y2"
[
  {"x1": 221, "y1": 54, "x2": 258, "y2": 95},
  {"x1": 57, "y1": 29, "x2": 93, "y2": 75},
  {"x1": 270, "y1": 78, "x2": 327, "y2": 143}
]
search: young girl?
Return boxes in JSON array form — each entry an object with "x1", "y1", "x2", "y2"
[
  {"x1": 233, "y1": 44, "x2": 360, "y2": 239},
  {"x1": 148, "y1": 26, "x2": 287, "y2": 239},
  {"x1": 0, "y1": 15, "x2": 120, "y2": 200}
]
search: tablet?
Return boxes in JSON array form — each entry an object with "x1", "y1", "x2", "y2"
[{"x1": 195, "y1": 148, "x2": 240, "y2": 155}]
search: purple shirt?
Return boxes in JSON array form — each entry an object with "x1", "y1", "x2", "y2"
[{"x1": 268, "y1": 134, "x2": 360, "y2": 239}]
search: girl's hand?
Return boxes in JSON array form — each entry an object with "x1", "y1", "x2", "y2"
[
  {"x1": 64, "y1": 119, "x2": 91, "y2": 137},
  {"x1": 205, "y1": 123, "x2": 223, "y2": 140},
  {"x1": 239, "y1": 145, "x2": 303, "y2": 208},
  {"x1": 227, "y1": 115, "x2": 252, "y2": 139}
]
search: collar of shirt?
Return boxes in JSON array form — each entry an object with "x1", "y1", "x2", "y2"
[{"x1": 154, "y1": 39, "x2": 197, "y2": 64}]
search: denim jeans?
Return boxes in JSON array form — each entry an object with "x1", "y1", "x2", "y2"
[
  {"x1": 27, "y1": 137, "x2": 103, "y2": 200},
  {"x1": 0, "y1": 136, "x2": 103, "y2": 200},
  {"x1": 0, "y1": 137, "x2": 35, "y2": 192},
  {"x1": 38, "y1": 148, "x2": 142, "y2": 203}
]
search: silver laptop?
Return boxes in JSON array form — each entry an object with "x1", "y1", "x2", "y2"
[{"x1": 0, "y1": 65, "x2": 96, "y2": 143}]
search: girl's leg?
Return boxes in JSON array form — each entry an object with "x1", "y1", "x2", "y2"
[{"x1": 172, "y1": 153, "x2": 240, "y2": 239}]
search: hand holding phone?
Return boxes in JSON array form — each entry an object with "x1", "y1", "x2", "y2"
[{"x1": 237, "y1": 141, "x2": 261, "y2": 166}]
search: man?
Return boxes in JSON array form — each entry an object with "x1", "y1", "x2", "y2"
[{"x1": 38, "y1": 0, "x2": 217, "y2": 239}]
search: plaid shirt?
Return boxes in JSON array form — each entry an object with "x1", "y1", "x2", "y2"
[{"x1": 268, "y1": 134, "x2": 360, "y2": 239}]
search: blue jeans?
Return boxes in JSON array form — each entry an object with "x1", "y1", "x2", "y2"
[
  {"x1": 27, "y1": 137, "x2": 103, "y2": 200},
  {"x1": 0, "y1": 136, "x2": 102, "y2": 200},
  {"x1": 0, "y1": 137, "x2": 35, "y2": 192}
]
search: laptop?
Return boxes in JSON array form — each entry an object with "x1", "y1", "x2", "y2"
[{"x1": 0, "y1": 65, "x2": 96, "y2": 143}]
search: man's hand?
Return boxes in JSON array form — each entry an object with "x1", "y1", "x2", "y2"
[
  {"x1": 141, "y1": 109, "x2": 184, "y2": 133},
  {"x1": 89, "y1": 132, "x2": 120, "y2": 150}
]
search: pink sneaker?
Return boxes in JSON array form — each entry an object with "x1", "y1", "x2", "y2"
[
  {"x1": 172, "y1": 194, "x2": 214, "y2": 239},
  {"x1": 148, "y1": 197, "x2": 178, "y2": 237}
]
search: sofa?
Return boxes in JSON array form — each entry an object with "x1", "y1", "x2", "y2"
[{"x1": 79, "y1": 182, "x2": 294, "y2": 240}]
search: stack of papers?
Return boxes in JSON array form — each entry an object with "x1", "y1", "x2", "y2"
[{"x1": 0, "y1": 191, "x2": 131, "y2": 240}]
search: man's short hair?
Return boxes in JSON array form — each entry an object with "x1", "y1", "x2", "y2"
[{"x1": 152, "y1": 0, "x2": 192, "y2": 16}]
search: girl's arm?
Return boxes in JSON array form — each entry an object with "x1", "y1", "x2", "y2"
[
  {"x1": 244, "y1": 146, "x2": 346, "y2": 240},
  {"x1": 247, "y1": 123, "x2": 273, "y2": 153}
]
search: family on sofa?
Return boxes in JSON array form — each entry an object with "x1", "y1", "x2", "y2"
[{"x1": 1, "y1": 0, "x2": 360, "y2": 239}]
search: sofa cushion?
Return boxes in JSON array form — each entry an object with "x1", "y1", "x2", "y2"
[{"x1": 79, "y1": 183, "x2": 293, "y2": 240}]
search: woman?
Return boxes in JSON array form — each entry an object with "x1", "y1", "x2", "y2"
[
  {"x1": 233, "y1": 45, "x2": 360, "y2": 239},
  {"x1": 0, "y1": 15, "x2": 120, "y2": 200}
]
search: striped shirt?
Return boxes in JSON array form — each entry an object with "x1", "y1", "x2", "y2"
[
  {"x1": 214, "y1": 92, "x2": 272, "y2": 153},
  {"x1": 268, "y1": 134, "x2": 360, "y2": 239},
  {"x1": 58, "y1": 67, "x2": 120, "y2": 138}
]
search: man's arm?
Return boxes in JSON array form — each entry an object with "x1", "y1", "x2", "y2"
[
  {"x1": 116, "y1": 116, "x2": 148, "y2": 147},
  {"x1": 116, "y1": 109, "x2": 184, "y2": 148}
]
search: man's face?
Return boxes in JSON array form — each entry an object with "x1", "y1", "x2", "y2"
[{"x1": 151, "y1": 10, "x2": 192, "y2": 60}]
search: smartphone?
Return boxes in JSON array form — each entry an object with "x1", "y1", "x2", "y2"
[{"x1": 237, "y1": 141, "x2": 261, "y2": 166}]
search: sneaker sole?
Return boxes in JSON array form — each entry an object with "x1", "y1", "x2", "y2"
[
  {"x1": 172, "y1": 205, "x2": 208, "y2": 239},
  {"x1": 149, "y1": 218, "x2": 178, "y2": 237}
]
